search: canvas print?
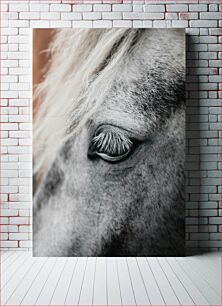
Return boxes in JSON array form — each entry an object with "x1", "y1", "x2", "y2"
[{"x1": 33, "y1": 28, "x2": 186, "y2": 257}]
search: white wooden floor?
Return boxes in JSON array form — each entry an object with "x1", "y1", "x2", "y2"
[{"x1": 0, "y1": 251, "x2": 220, "y2": 306}]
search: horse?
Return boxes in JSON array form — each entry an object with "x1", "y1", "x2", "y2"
[{"x1": 33, "y1": 28, "x2": 186, "y2": 257}]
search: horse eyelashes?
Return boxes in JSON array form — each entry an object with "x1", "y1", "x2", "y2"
[{"x1": 88, "y1": 126, "x2": 133, "y2": 163}]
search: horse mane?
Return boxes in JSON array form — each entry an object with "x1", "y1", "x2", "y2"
[{"x1": 33, "y1": 28, "x2": 141, "y2": 174}]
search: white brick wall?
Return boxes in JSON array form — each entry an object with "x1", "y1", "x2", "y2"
[{"x1": 0, "y1": 0, "x2": 221, "y2": 254}]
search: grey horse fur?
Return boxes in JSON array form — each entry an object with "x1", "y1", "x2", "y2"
[{"x1": 33, "y1": 29, "x2": 185, "y2": 256}]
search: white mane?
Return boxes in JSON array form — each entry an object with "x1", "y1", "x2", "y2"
[{"x1": 34, "y1": 28, "x2": 140, "y2": 174}]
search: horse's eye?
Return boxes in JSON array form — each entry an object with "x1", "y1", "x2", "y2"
[{"x1": 88, "y1": 126, "x2": 133, "y2": 163}]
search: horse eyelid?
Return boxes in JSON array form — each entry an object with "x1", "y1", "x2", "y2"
[{"x1": 88, "y1": 126, "x2": 134, "y2": 162}]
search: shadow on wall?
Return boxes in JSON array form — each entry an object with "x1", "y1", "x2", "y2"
[{"x1": 186, "y1": 34, "x2": 205, "y2": 256}]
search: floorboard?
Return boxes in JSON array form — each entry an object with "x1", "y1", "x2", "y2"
[
  {"x1": 78, "y1": 257, "x2": 96, "y2": 305},
  {"x1": 36, "y1": 258, "x2": 68, "y2": 305},
  {"x1": 50, "y1": 257, "x2": 77, "y2": 305},
  {"x1": 137, "y1": 257, "x2": 165, "y2": 305},
  {"x1": 64, "y1": 257, "x2": 87, "y2": 305},
  {"x1": 148, "y1": 258, "x2": 180, "y2": 305},
  {"x1": 106, "y1": 257, "x2": 121, "y2": 306},
  {"x1": 0, "y1": 251, "x2": 220, "y2": 306},
  {"x1": 127, "y1": 257, "x2": 150, "y2": 305},
  {"x1": 117, "y1": 257, "x2": 136, "y2": 305},
  {"x1": 93, "y1": 257, "x2": 107, "y2": 305},
  {"x1": 157, "y1": 258, "x2": 194, "y2": 305},
  {"x1": 166, "y1": 257, "x2": 210, "y2": 305},
  {"x1": 176, "y1": 257, "x2": 220, "y2": 305}
]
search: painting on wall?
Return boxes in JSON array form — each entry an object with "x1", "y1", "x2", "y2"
[{"x1": 33, "y1": 28, "x2": 186, "y2": 257}]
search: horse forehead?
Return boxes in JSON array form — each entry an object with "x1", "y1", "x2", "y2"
[
  {"x1": 92, "y1": 29, "x2": 185, "y2": 130},
  {"x1": 104, "y1": 29, "x2": 184, "y2": 104}
]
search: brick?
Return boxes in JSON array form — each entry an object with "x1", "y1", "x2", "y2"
[
  {"x1": 133, "y1": 20, "x2": 143, "y2": 28},
  {"x1": 30, "y1": 20, "x2": 50, "y2": 28},
  {"x1": 7, "y1": 52, "x2": 29, "y2": 60},
  {"x1": 20, "y1": 12, "x2": 40, "y2": 19},
  {"x1": 9, "y1": 233, "x2": 29, "y2": 240},
  {"x1": 73, "y1": 4, "x2": 92, "y2": 12},
  {"x1": 9, "y1": 4, "x2": 28, "y2": 11},
  {"x1": 200, "y1": 37, "x2": 217, "y2": 45},
  {"x1": 0, "y1": 225, "x2": 18, "y2": 233},
  {"x1": 2, "y1": 60, "x2": 18, "y2": 68},
  {"x1": 201, "y1": 177, "x2": 221, "y2": 186},
  {"x1": 19, "y1": 123, "x2": 32, "y2": 131},
  {"x1": 2, "y1": 28, "x2": 18, "y2": 36},
  {"x1": 190, "y1": 20, "x2": 218, "y2": 28},
  {"x1": 112, "y1": 4, "x2": 132, "y2": 12},
  {"x1": 165, "y1": 13, "x2": 178, "y2": 20},
  {"x1": 209, "y1": 217, "x2": 221, "y2": 225},
  {"x1": 19, "y1": 241, "x2": 32, "y2": 248},
  {"x1": 9, "y1": 115, "x2": 30, "y2": 123},
  {"x1": 133, "y1": 5, "x2": 143, "y2": 12},
  {"x1": 209, "y1": 4, "x2": 219, "y2": 11},
  {"x1": 200, "y1": 12, "x2": 221, "y2": 19},
  {"x1": 11, "y1": 82, "x2": 28, "y2": 91},
  {"x1": 19, "y1": 209, "x2": 30, "y2": 216},
  {"x1": 123, "y1": 12, "x2": 164, "y2": 19},
  {"x1": 209, "y1": 194, "x2": 221, "y2": 201},
  {"x1": 9, "y1": 155, "x2": 19, "y2": 162},
  {"x1": 1, "y1": 123, "x2": 18, "y2": 131},
  {"x1": 50, "y1": 4, "x2": 71, "y2": 12},
  {"x1": 19, "y1": 226, "x2": 31, "y2": 233},
  {"x1": 29, "y1": 4, "x2": 49, "y2": 12},
  {"x1": 199, "y1": 225, "x2": 217, "y2": 233},
  {"x1": 1, "y1": 170, "x2": 18, "y2": 178},
  {"x1": 1, "y1": 4, "x2": 8, "y2": 11},
  {"x1": 102, "y1": 12, "x2": 122, "y2": 19},
  {"x1": 8, "y1": 146, "x2": 31, "y2": 154},
  {"x1": 9, "y1": 67, "x2": 31, "y2": 75},
  {"x1": 1, "y1": 209, "x2": 18, "y2": 216},
  {"x1": 208, "y1": 43, "x2": 221, "y2": 52},
  {"x1": 210, "y1": 233, "x2": 221, "y2": 240},
  {"x1": 0, "y1": 218, "x2": 8, "y2": 225},
  {"x1": 83, "y1": 12, "x2": 102, "y2": 19},
  {"x1": 9, "y1": 217, "x2": 29, "y2": 225},
  {"x1": 94, "y1": 4, "x2": 111, "y2": 11},
  {"x1": 199, "y1": 210, "x2": 218, "y2": 217},
  {"x1": 190, "y1": 233, "x2": 209, "y2": 240},
  {"x1": 209, "y1": 28, "x2": 221, "y2": 35},
  {"x1": 1, "y1": 138, "x2": 18, "y2": 146},
  {"x1": 166, "y1": 5, "x2": 188, "y2": 12},
  {"x1": 19, "y1": 44, "x2": 30, "y2": 52},
  {"x1": 50, "y1": 21, "x2": 71, "y2": 28},
  {"x1": 0, "y1": 241, "x2": 18, "y2": 248},
  {"x1": 172, "y1": 20, "x2": 188, "y2": 28},
  {"x1": 143, "y1": 5, "x2": 165, "y2": 12},
  {"x1": 61, "y1": 12, "x2": 82, "y2": 20},
  {"x1": 142, "y1": 21, "x2": 152, "y2": 28},
  {"x1": 189, "y1": 4, "x2": 207, "y2": 12},
  {"x1": 40, "y1": 12, "x2": 60, "y2": 20},
  {"x1": 200, "y1": 186, "x2": 217, "y2": 194},
  {"x1": 113, "y1": 20, "x2": 132, "y2": 28},
  {"x1": 153, "y1": 20, "x2": 170, "y2": 28},
  {"x1": 179, "y1": 13, "x2": 198, "y2": 20},
  {"x1": 9, "y1": 99, "x2": 29, "y2": 107},
  {"x1": 9, "y1": 20, "x2": 29, "y2": 28},
  {"x1": 200, "y1": 202, "x2": 218, "y2": 209},
  {"x1": 72, "y1": 20, "x2": 93, "y2": 28},
  {"x1": 199, "y1": 52, "x2": 217, "y2": 60},
  {"x1": 209, "y1": 75, "x2": 221, "y2": 83},
  {"x1": 1, "y1": 233, "x2": 10, "y2": 240},
  {"x1": 93, "y1": 20, "x2": 112, "y2": 28}
]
